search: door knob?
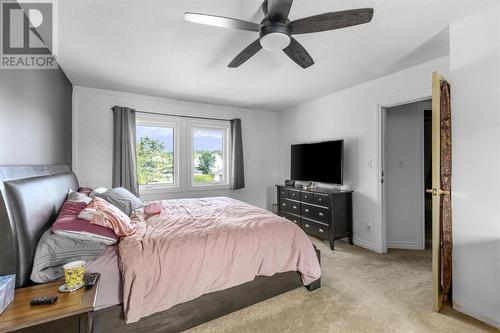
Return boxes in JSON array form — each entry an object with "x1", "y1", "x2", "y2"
[{"x1": 426, "y1": 188, "x2": 450, "y2": 196}]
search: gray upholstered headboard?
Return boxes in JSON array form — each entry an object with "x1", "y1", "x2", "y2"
[{"x1": 0, "y1": 165, "x2": 78, "y2": 287}]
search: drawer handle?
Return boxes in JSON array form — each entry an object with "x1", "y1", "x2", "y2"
[
  {"x1": 318, "y1": 198, "x2": 322, "y2": 202},
  {"x1": 319, "y1": 228, "x2": 324, "y2": 233},
  {"x1": 304, "y1": 195, "x2": 308, "y2": 198},
  {"x1": 293, "y1": 205, "x2": 297, "y2": 209},
  {"x1": 305, "y1": 209, "x2": 310, "y2": 213},
  {"x1": 282, "y1": 203, "x2": 286, "y2": 206},
  {"x1": 305, "y1": 224, "x2": 310, "y2": 228},
  {"x1": 293, "y1": 220, "x2": 297, "y2": 223},
  {"x1": 318, "y1": 212, "x2": 324, "y2": 217}
]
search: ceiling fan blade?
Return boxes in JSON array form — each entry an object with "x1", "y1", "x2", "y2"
[
  {"x1": 291, "y1": 8, "x2": 374, "y2": 35},
  {"x1": 184, "y1": 12, "x2": 260, "y2": 32},
  {"x1": 267, "y1": 0, "x2": 293, "y2": 22},
  {"x1": 283, "y1": 37, "x2": 314, "y2": 69},
  {"x1": 228, "y1": 39, "x2": 263, "y2": 68}
]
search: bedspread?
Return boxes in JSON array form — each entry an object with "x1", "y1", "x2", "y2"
[{"x1": 119, "y1": 197, "x2": 321, "y2": 323}]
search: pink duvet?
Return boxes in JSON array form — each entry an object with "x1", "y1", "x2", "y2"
[{"x1": 119, "y1": 197, "x2": 321, "y2": 323}]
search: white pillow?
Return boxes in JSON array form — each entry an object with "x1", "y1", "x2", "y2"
[
  {"x1": 89, "y1": 187, "x2": 108, "y2": 197},
  {"x1": 67, "y1": 189, "x2": 92, "y2": 204}
]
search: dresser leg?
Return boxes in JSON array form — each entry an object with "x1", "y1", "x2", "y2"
[
  {"x1": 329, "y1": 239, "x2": 334, "y2": 250},
  {"x1": 348, "y1": 234, "x2": 353, "y2": 245}
]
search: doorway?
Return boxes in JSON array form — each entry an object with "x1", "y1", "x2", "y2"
[{"x1": 383, "y1": 99, "x2": 432, "y2": 250}]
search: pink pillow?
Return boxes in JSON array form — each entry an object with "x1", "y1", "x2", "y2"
[
  {"x1": 79, "y1": 197, "x2": 136, "y2": 237},
  {"x1": 52, "y1": 200, "x2": 119, "y2": 245},
  {"x1": 144, "y1": 201, "x2": 162, "y2": 215}
]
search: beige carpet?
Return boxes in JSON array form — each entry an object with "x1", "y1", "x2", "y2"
[{"x1": 187, "y1": 238, "x2": 497, "y2": 333}]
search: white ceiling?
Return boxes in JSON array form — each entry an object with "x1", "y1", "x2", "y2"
[{"x1": 57, "y1": 0, "x2": 496, "y2": 111}]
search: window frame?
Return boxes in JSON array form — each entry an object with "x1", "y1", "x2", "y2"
[
  {"x1": 187, "y1": 119, "x2": 231, "y2": 191},
  {"x1": 135, "y1": 114, "x2": 233, "y2": 196},
  {"x1": 135, "y1": 113, "x2": 183, "y2": 194}
]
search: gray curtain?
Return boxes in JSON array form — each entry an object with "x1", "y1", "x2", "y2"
[
  {"x1": 230, "y1": 118, "x2": 245, "y2": 190},
  {"x1": 111, "y1": 106, "x2": 139, "y2": 196}
]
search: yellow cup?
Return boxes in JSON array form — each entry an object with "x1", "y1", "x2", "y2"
[{"x1": 63, "y1": 260, "x2": 85, "y2": 290}]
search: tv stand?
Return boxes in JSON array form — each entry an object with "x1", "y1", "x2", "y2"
[{"x1": 276, "y1": 185, "x2": 353, "y2": 250}]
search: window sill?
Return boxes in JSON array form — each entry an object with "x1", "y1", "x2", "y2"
[
  {"x1": 139, "y1": 185, "x2": 183, "y2": 195},
  {"x1": 139, "y1": 184, "x2": 233, "y2": 197},
  {"x1": 187, "y1": 184, "x2": 232, "y2": 192}
]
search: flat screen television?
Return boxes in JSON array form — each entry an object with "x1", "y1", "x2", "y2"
[{"x1": 291, "y1": 140, "x2": 344, "y2": 185}]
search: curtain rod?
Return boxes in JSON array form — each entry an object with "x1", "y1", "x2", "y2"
[{"x1": 135, "y1": 110, "x2": 233, "y2": 122}]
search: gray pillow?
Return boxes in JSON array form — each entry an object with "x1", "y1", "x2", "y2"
[
  {"x1": 30, "y1": 230, "x2": 107, "y2": 283},
  {"x1": 95, "y1": 187, "x2": 144, "y2": 216}
]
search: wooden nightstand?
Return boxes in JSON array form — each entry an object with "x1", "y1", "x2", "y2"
[{"x1": 0, "y1": 279, "x2": 98, "y2": 333}]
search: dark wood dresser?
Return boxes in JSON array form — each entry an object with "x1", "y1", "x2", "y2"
[{"x1": 276, "y1": 185, "x2": 353, "y2": 250}]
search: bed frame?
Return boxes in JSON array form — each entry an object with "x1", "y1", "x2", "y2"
[{"x1": 0, "y1": 165, "x2": 320, "y2": 332}]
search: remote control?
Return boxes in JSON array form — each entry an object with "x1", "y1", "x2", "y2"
[
  {"x1": 31, "y1": 296, "x2": 58, "y2": 305},
  {"x1": 84, "y1": 273, "x2": 100, "y2": 288}
]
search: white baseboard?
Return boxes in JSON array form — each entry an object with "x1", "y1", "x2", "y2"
[
  {"x1": 387, "y1": 241, "x2": 424, "y2": 250},
  {"x1": 353, "y1": 237, "x2": 379, "y2": 253},
  {"x1": 453, "y1": 301, "x2": 500, "y2": 329}
]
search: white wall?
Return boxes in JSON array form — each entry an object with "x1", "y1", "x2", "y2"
[
  {"x1": 449, "y1": 4, "x2": 500, "y2": 328},
  {"x1": 276, "y1": 56, "x2": 450, "y2": 253},
  {"x1": 385, "y1": 101, "x2": 430, "y2": 250},
  {"x1": 72, "y1": 86, "x2": 278, "y2": 210}
]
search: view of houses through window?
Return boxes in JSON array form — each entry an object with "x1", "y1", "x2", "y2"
[{"x1": 192, "y1": 127, "x2": 225, "y2": 185}]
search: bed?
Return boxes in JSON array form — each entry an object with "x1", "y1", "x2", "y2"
[{"x1": 0, "y1": 165, "x2": 321, "y2": 332}]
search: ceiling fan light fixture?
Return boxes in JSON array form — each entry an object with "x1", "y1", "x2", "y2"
[
  {"x1": 259, "y1": 32, "x2": 290, "y2": 50},
  {"x1": 185, "y1": 3, "x2": 374, "y2": 68}
]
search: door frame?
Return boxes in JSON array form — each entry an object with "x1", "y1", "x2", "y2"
[{"x1": 376, "y1": 89, "x2": 431, "y2": 254}]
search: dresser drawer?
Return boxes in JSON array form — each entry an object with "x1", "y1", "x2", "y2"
[
  {"x1": 302, "y1": 218, "x2": 329, "y2": 240},
  {"x1": 280, "y1": 212, "x2": 301, "y2": 226},
  {"x1": 280, "y1": 198, "x2": 301, "y2": 215},
  {"x1": 314, "y1": 193, "x2": 329, "y2": 207},
  {"x1": 302, "y1": 203, "x2": 330, "y2": 223},
  {"x1": 289, "y1": 189, "x2": 301, "y2": 200},
  {"x1": 279, "y1": 187, "x2": 289, "y2": 198},
  {"x1": 300, "y1": 191, "x2": 314, "y2": 203}
]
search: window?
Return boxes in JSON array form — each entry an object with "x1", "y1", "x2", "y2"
[
  {"x1": 136, "y1": 126, "x2": 174, "y2": 185},
  {"x1": 135, "y1": 115, "x2": 230, "y2": 194},
  {"x1": 135, "y1": 114, "x2": 181, "y2": 191},
  {"x1": 189, "y1": 120, "x2": 230, "y2": 189}
]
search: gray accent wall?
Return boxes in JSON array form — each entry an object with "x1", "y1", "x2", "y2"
[{"x1": 0, "y1": 68, "x2": 72, "y2": 165}]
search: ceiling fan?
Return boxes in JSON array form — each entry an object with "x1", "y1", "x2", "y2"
[{"x1": 184, "y1": 0, "x2": 374, "y2": 69}]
